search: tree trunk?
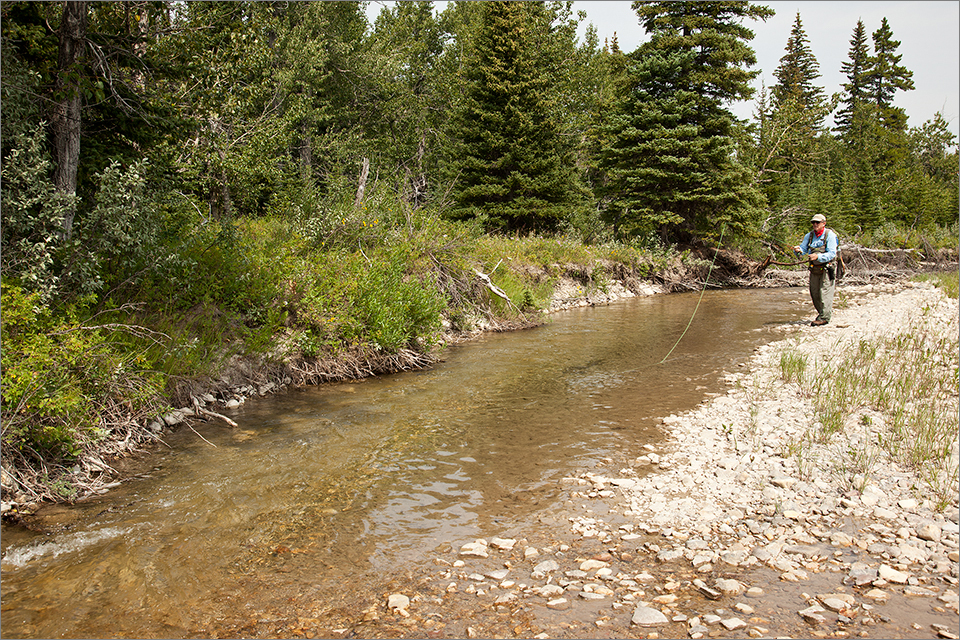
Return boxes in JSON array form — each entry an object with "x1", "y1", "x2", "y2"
[{"x1": 51, "y1": 0, "x2": 88, "y2": 240}]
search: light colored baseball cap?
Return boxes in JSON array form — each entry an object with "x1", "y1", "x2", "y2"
[{"x1": 811, "y1": 214, "x2": 826, "y2": 223}]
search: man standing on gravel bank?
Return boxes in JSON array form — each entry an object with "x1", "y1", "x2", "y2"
[{"x1": 794, "y1": 213, "x2": 839, "y2": 326}]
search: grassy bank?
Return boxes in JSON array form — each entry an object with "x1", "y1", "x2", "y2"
[{"x1": 0, "y1": 204, "x2": 701, "y2": 506}]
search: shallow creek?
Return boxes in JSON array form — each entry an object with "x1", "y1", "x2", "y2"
[{"x1": 1, "y1": 288, "x2": 811, "y2": 638}]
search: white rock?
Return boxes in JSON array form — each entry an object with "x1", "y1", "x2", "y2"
[
  {"x1": 539, "y1": 584, "x2": 565, "y2": 598},
  {"x1": 878, "y1": 564, "x2": 909, "y2": 584},
  {"x1": 533, "y1": 559, "x2": 559, "y2": 574},
  {"x1": 631, "y1": 605, "x2": 669, "y2": 627},
  {"x1": 460, "y1": 541, "x2": 488, "y2": 558},
  {"x1": 490, "y1": 537, "x2": 517, "y2": 550},
  {"x1": 715, "y1": 578, "x2": 744, "y2": 595},
  {"x1": 918, "y1": 523, "x2": 942, "y2": 542},
  {"x1": 387, "y1": 593, "x2": 410, "y2": 616},
  {"x1": 721, "y1": 618, "x2": 748, "y2": 630}
]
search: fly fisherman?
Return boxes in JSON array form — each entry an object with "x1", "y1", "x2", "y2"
[{"x1": 793, "y1": 213, "x2": 839, "y2": 326}]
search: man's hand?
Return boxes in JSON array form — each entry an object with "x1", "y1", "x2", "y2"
[{"x1": 809, "y1": 253, "x2": 820, "y2": 263}]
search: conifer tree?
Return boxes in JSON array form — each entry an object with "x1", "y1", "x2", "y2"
[
  {"x1": 446, "y1": 1, "x2": 584, "y2": 233},
  {"x1": 771, "y1": 12, "x2": 826, "y2": 116},
  {"x1": 835, "y1": 19, "x2": 871, "y2": 138},
  {"x1": 867, "y1": 17, "x2": 914, "y2": 132},
  {"x1": 600, "y1": 1, "x2": 771, "y2": 242},
  {"x1": 759, "y1": 12, "x2": 831, "y2": 195}
]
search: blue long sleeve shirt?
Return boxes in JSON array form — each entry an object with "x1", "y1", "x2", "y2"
[{"x1": 799, "y1": 229, "x2": 838, "y2": 264}]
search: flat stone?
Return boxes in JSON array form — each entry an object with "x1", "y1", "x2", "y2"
[
  {"x1": 848, "y1": 562, "x2": 878, "y2": 585},
  {"x1": 864, "y1": 589, "x2": 890, "y2": 601},
  {"x1": 798, "y1": 606, "x2": 827, "y2": 624},
  {"x1": 873, "y1": 506, "x2": 898, "y2": 519},
  {"x1": 715, "y1": 578, "x2": 744, "y2": 595},
  {"x1": 546, "y1": 598, "x2": 569, "y2": 610},
  {"x1": 721, "y1": 618, "x2": 748, "y2": 630},
  {"x1": 539, "y1": 584, "x2": 565, "y2": 598},
  {"x1": 460, "y1": 542, "x2": 488, "y2": 558},
  {"x1": 631, "y1": 605, "x2": 669, "y2": 627},
  {"x1": 878, "y1": 564, "x2": 909, "y2": 584},
  {"x1": 721, "y1": 550, "x2": 749, "y2": 566},
  {"x1": 657, "y1": 549, "x2": 685, "y2": 562},
  {"x1": 830, "y1": 532, "x2": 854, "y2": 547},
  {"x1": 490, "y1": 537, "x2": 517, "y2": 550},
  {"x1": 784, "y1": 544, "x2": 820, "y2": 558},
  {"x1": 918, "y1": 523, "x2": 942, "y2": 542},
  {"x1": 898, "y1": 543, "x2": 928, "y2": 563},
  {"x1": 533, "y1": 559, "x2": 559, "y2": 574},
  {"x1": 818, "y1": 593, "x2": 856, "y2": 607},
  {"x1": 579, "y1": 559, "x2": 609, "y2": 571},
  {"x1": 821, "y1": 597, "x2": 852, "y2": 612},
  {"x1": 932, "y1": 623, "x2": 959, "y2": 639}
]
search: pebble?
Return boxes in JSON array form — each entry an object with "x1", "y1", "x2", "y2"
[{"x1": 631, "y1": 605, "x2": 668, "y2": 627}]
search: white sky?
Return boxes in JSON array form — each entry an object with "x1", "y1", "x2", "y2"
[
  {"x1": 364, "y1": 1, "x2": 960, "y2": 138},
  {"x1": 573, "y1": 0, "x2": 960, "y2": 136}
]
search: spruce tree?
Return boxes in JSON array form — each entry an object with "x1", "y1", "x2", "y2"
[
  {"x1": 867, "y1": 17, "x2": 914, "y2": 131},
  {"x1": 759, "y1": 11, "x2": 831, "y2": 198},
  {"x1": 771, "y1": 12, "x2": 826, "y2": 116},
  {"x1": 601, "y1": 49, "x2": 759, "y2": 241},
  {"x1": 447, "y1": 1, "x2": 584, "y2": 234},
  {"x1": 600, "y1": 1, "x2": 772, "y2": 242},
  {"x1": 835, "y1": 19, "x2": 871, "y2": 138}
]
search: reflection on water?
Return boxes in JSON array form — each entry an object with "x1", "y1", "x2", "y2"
[{"x1": 0, "y1": 288, "x2": 807, "y2": 638}]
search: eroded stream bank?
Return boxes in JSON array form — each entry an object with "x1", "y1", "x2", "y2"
[{"x1": 3, "y1": 287, "x2": 813, "y2": 639}]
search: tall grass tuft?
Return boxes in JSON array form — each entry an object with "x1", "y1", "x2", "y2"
[{"x1": 777, "y1": 294, "x2": 959, "y2": 509}]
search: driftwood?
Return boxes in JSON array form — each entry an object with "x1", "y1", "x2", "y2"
[
  {"x1": 196, "y1": 406, "x2": 239, "y2": 428},
  {"x1": 473, "y1": 267, "x2": 512, "y2": 303}
]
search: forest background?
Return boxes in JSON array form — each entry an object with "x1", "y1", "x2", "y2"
[{"x1": 1, "y1": 1, "x2": 957, "y2": 502}]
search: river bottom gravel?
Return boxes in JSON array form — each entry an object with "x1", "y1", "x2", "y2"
[{"x1": 225, "y1": 280, "x2": 959, "y2": 640}]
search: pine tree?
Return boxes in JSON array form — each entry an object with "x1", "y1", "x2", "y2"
[
  {"x1": 757, "y1": 11, "x2": 831, "y2": 198},
  {"x1": 867, "y1": 17, "x2": 914, "y2": 131},
  {"x1": 835, "y1": 19, "x2": 871, "y2": 138},
  {"x1": 447, "y1": 1, "x2": 584, "y2": 233},
  {"x1": 601, "y1": 1, "x2": 772, "y2": 242},
  {"x1": 771, "y1": 13, "x2": 826, "y2": 115}
]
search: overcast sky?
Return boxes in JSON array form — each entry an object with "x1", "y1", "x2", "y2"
[
  {"x1": 573, "y1": 1, "x2": 960, "y2": 136},
  {"x1": 364, "y1": 1, "x2": 960, "y2": 138}
]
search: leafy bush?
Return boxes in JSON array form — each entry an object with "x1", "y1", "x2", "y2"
[
  {"x1": 0, "y1": 284, "x2": 165, "y2": 461},
  {"x1": 0, "y1": 124, "x2": 76, "y2": 301}
]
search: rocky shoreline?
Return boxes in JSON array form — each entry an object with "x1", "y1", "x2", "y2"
[{"x1": 361, "y1": 279, "x2": 959, "y2": 640}]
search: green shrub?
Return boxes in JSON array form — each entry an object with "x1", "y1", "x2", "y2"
[{"x1": 0, "y1": 283, "x2": 165, "y2": 461}]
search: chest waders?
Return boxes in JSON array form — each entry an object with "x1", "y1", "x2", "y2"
[{"x1": 808, "y1": 229, "x2": 838, "y2": 324}]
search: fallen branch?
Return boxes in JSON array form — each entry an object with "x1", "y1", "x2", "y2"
[
  {"x1": 197, "y1": 407, "x2": 239, "y2": 428},
  {"x1": 186, "y1": 422, "x2": 218, "y2": 447}
]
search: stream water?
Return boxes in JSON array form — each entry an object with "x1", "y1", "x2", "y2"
[{"x1": 1, "y1": 288, "x2": 810, "y2": 638}]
